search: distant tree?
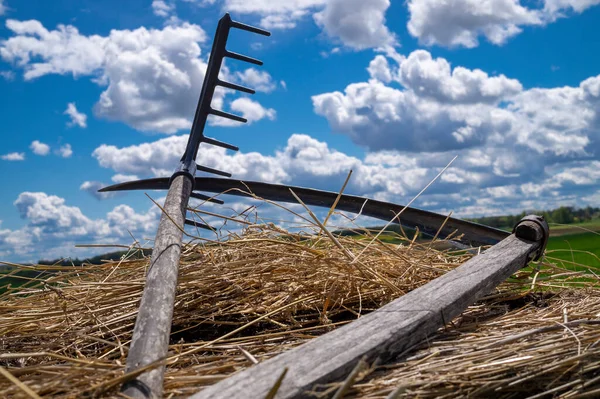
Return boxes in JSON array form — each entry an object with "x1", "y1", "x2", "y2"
[{"x1": 551, "y1": 206, "x2": 575, "y2": 224}]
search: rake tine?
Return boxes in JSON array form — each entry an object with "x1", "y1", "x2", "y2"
[
  {"x1": 201, "y1": 137, "x2": 239, "y2": 151},
  {"x1": 230, "y1": 20, "x2": 271, "y2": 36},
  {"x1": 184, "y1": 218, "x2": 217, "y2": 232},
  {"x1": 195, "y1": 164, "x2": 232, "y2": 178},
  {"x1": 190, "y1": 192, "x2": 225, "y2": 205},
  {"x1": 210, "y1": 108, "x2": 247, "y2": 123},
  {"x1": 217, "y1": 79, "x2": 256, "y2": 94},
  {"x1": 225, "y1": 50, "x2": 263, "y2": 66}
]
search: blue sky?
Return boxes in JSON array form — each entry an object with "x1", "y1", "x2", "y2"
[{"x1": 1, "y1": 0, "x2": 600, "y2": 262}]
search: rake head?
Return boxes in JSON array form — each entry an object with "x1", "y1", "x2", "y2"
[{"x1": 100, "y1": 13, "x2": 270, "y2": 231}]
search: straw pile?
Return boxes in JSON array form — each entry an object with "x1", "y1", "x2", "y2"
[{"x1": 0, "y1": 209, "x2": 598, "y2": 398}]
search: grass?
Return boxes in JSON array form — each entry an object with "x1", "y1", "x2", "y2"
[
  {"x1": 0, "y1": 268, "x2": 52, "y2": 295},
  {"x1": 549, "y1": 218, "x2": 600, "y2": 236},
  {"x1": 545, "y1": 231, "x2": 600, "y2": 269}
]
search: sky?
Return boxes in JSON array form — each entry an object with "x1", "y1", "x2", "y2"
[{"x1": 1, "y1": 0, "x2": 600, "y2": 262}]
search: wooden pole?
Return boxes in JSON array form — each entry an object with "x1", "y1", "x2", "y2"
[
  {"x1": 122, "y1": 174, "x2": 193, "y2": 398},
  {"x1": 190, "y1": 217, "x2": 548, "y2": 399}
]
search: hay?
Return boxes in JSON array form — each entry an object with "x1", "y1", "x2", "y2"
[
  {"x1": 0, "y1": 207, "x2": 598, "y2": 398},
  {"x1": 346, "y1": 289, "x2": 600, "y2": 398}
]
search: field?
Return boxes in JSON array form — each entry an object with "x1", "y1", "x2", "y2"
[
  {"x1": 548, "y1": 218, "x2": 600, "y2": 236},
  {"x1": 543, "y1": 219, "x2": 600, "y2": 269},
  {"x1": 546, "y1": 232, "x2": 600, "y2": 268}
]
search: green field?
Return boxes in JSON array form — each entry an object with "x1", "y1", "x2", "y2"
[
  {"x1": 549, "y1": 219, "x2": 600, "y2": 236},
  {"x1": 545, "y1": 231, "x2": 600, "y2": 269}
]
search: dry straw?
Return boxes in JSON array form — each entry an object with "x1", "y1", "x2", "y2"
[{"x1": 0, "y1": 199, "x2": 598, "y2": 398}]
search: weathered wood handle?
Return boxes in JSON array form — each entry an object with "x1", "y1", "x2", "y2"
[{"x1": 122, "y1": 174, "x2": 193, "y2": 399}]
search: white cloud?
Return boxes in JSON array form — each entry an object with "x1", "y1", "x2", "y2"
[
  {"x1": 1, "y1": 20, "x2": 106, "y2": 79},
  {"x1": 313, "y1": 50, "x2": 599, "y2": 156},
  {"x1": 152, "y1": 0, "x2": 174, "y2": 17},
  {"x1": 307, "y1": 51, "x2": 600, "y2": 216},
  {"x1": 312, "y1": 77, "x2": 506, "y2": 153},
  {"x1": 0, "y1": 191, "x2": 164, "y2": 260},
  {"x1": 218, "y1": 0, "x2": 395, "y2": 50},
  {"x1": 232, "y1": 97, "x2": 275, "y2": 122},
  {"x1": 80, "y1": 181, "x2": 114, "y2": 200},
  {"x1": 1, "y1": 152, "x2": 24, "y2": 161},
  {"x1": 15, "y1": 192, "x2": 107, "y2": 236},
  {"x1": 0, "y1": 0, "x2": 6, "y2": 16},
  {"x1": 236, "y1": 68, "x2": 276, "y2": 93},
  {"x1": 313, "y1": 0, "x2": 396, "y2": 50},
  {"x1": 0, "y1": 70, "x2": 14, "y2": 80},
  {"x1": 397, "y1": 50, "x2": 523, "y2": 103},
  {"x1": 209, "y1": 97, "x2": 276, "y2": 127},
  {"x1": 64, "y1": 102, "x2": 87, "y2": 128},
  {"x1": 221, "y1": 0, "x2": 327, "y2": 29},
  {"x1": 0, "y1": 19, "x2": 275, "y2": 134},
  {"x1": 89, "y1": 127, "x2": 600, "y2": 221},
  {"x1": 92, "y1": 133, "x2": 436, "y2": 198},
  {"x1": 9, "y1": 125, "x2": 600, "y2": 261},
  {"x1": 367, "y1": 55, "x2": 392, "y2": 83},
  {"x1": 407, "y1": 0, "x2": 541, "y2": 48},
  {"x1": 111, "y1": 173, "x2": 139, "y2": 183},
  {"x1": 30, "y1": 140, "x2": 50, "y2": 156},
  {"x1": 58, "y1": 143, "x2": 73, "y2": 158},
  {"x1": 406, "y1": 0, "x2": 600, "y2": 48},
  {"x1": 543, "y1": 0, "x2": 600, "y2": 17}
]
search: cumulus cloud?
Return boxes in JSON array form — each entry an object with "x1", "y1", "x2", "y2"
[
  {"x1": 80, "y1": 181, "x2": 114, "y2": 200},
  {"x1": 219, "y1": 0, "x2": 395, "y2": 49},
  {"x1": 312, "y1": 77, "x2": 507, "y2": 153},
  {"x1": 367, "y1": 55, "x2": 393, "y2": 83},
  {"x1": 89, "y1": 126, "x2": 600, "y2": 221},
  {"x1": 0, "y1": 191, "x2": 164, "y2": 261},
  {"x1": 220, "y1": 0, "x2": 326, "y2": 29},
  {"x1": 14, "y1": 192, "x2": 109, "y2": 241},
  {"x1": 152, "y1": 0, "x2": 174, "y2": 17},
  {"x1": 230, "y1": 97, "x2": 275, "y2": 123},
  {"x1": 1, "y1": 152, "x2": 24, "y2": 161},
  {"x1": 236, "y1": 68, "x2": 276, "y2": 93},
  {"x1": 0, "y1": 70, "x2": 14, "y2": 80},
  {"x1": 57, "y1": 143, "x2": 73, "y2": 158},
  {"x1": 313, "y1": 49, "x2": 598, "y2": 156},
  {"x1": 111, "y1": 173, "x2": 139, "y2": 183},
  {"x1": 0, "y1": 19, "x2": 276, "y2": 134},
  {"x1": 308, "y1": 51, "x2": 600, "y2": 215},
  {"x1": 64, "y1": 102, "x2": 87, "y2": 128},
  {"x1": 398, "y1": 50, "x2": 523, "y2": 104},
  {"x1": 314, "y1": 0, "x2": 396, "y2": 50},
  {"x1": 92, "y1": 133, "x2": 442, "y2": 199},
  {"x1": 407, "y1": 0, "x2": 541, "y2": 48},
  {"x1": 406, "y1": 0, "x2": 600, "y2": 48},
  {"x1": 543, "y1": 0, "x2": 600, "y2": 17},
  {"x1": 10, "y1": 129, "x2": 600, "y2": 261},
  {"x1": 30, "y1": 140, "x2": 50, "y2": 156},
  {"x1": 93, "y1": 135, "x2": 187, "y2": 177}
]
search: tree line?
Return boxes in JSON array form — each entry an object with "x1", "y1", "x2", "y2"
[
  {"x1": 37, "y1": 249, "x2": 151, "y2": 266},
  {"x1": 468, "y1": 206, "x2": 600, "y2": 229}
]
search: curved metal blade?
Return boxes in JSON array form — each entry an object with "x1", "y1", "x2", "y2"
[
  {"x1": 100, "y1": 177, "x2": 509, "y2": 247},
  {"x1": 99, "y1": 177, "x2": 171, "y2": 192}
]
